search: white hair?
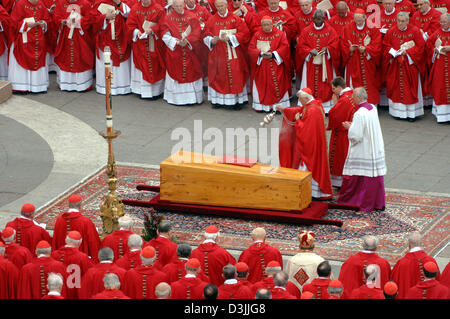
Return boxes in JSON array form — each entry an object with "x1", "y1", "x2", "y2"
[
  {"x1": 408, "y1": 231, "x2": 423, "y2": 248},
  {"x1": 140, "y1": 254, "x2": 156, "y2": 265},
  {"x1": 265, "y1": 266, "x2": 282, "y2": 275},
  {"x1": 397, "y1": 11, "x2": 410, "y2": 20},
  {"x1": 297, "y1": 90, "x2": 314, "y2": 104},
  {"x1": 36, "y1": 247, "x2": 52, "y2": 256},
  {"x1": 354, "y1": 87, "x2": 368, "y2": 101},
  {"x1": 204, "y1": 232, "x2": 219, "y2": 241},
  {"x1": 65, "y1": 236, "x2": 82, "y2": 247},
  {"x1": 128, "y1": 234, "x2": 143, "y2": 250},
  {"x1": 118, "y1": 215, "x2": 134, "y2": 230},
  {"x1": 47, "y1": 273, "x2": 64, "y2": 291},
  {"x1": 103, "y1": 273, "x2": 121, "y2": 289},
  {"x1": 362, "y1": 235, "x2": 378, "y2": 251},
  {"x1": 155, "y1": 282, "x2": 171, "y2": 298}
]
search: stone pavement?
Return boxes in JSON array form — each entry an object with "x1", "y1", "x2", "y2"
[{"x1": 0, "y1": 73, "x2": 449, "y2": 276}]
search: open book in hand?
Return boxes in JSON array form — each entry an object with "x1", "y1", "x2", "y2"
[
  {"x1": 435, "y1": 37, "x2": 447, "y2": 55},
  {"x1": 257, "y1": 40, "x2": 271, "y2": 53},
  {"x1": 181, "y1": 25, "x2": 191, "y2": 40},
  {"x1": 97, "y1": 3, "x2": 116, "y2": 15}
]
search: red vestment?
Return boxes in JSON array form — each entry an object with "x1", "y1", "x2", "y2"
[
  {"x1": 380, "y1": 9, "x2": 398, "y2": 33},
  {"x1": 218, "y1": 281, "x2": 253, "y2": 299},
  {"x1": 161, "y1": 258, "x2": 210, "y2": 283},
  {"x1": 350, "y1": 284, "x2": 385, "y2": 299},
  {"x1": 270, "y1": 287, "x2": 297, "y2": 299},
  {"x1": 144, "y1": 235, "x2": 178, "y2": 268},
  {"x1": 228, "y1": 2, "x2": 255, "y2": 29},
  {"x1": 92, "y1": 0, "x2": 131, "y2": 66},
  {"x1": 440, "y1": 262, "x2": 450, "y2": 290},
  {"x1": 126, "y1": 1, "x2": 166, "y2": 84},
  {"x1": 42, "y1": 293, "x2": 64, "y2": 299},
  {"x1": 160, "y1": 9, "x2": 203, "y2": 83},
  {"x1": 248, "y1": 27, "x2": 292, "y2": 107},
  {"x1": 431, "y1": 0, "x2": 450, "y2": 11},
  {"x1": 0, "y1": 5, "x2": 11, "y2": 57},
  {"x1": 91, "y1": 288, "x2": 130, "y2": 299},
  {"x1": 327, "y1": 89, "x2": 358, "y2": 180},
  {"x1": 252, "y1": 276, "x2": 301, "y2": 298},
  {"x1": 295, "y1": 23, "x2": 340, "y2": 104},
  {"x1": 53, "y1": 0, "x2": 95, "y2": 73},
  {"x1": 79, "y1": 262, "x2": 127, "y2": 299},
  {"x1": 253, "y1": 7, "x2": 296, "y2": 44},
  {"x1": 170, "y1": 276, "x2": 208, "y2": 299},
  {"x1": 0, "y1": 256, "x2": 19, "y2": 299},
  {"x1": 238, "y1": 278, "x2": 253, "y2": 290},
  {"x1": 238, "y1": 242, "x2": 283, "y2": 284},
  {"x1": 382, "y1": 24, "x2": 425, "y2": 105},
  {"x1": 395, "y1": 0, "x2": 416, "y2": 15},
  {"x1": 391, "y1": 250, "x2": 441, "y2": 299},
  {"x1": 328, "y1": 13, "x2": 354, "y2": 36},
  {"x1": 115, "y1": 250, "x2": 142, "y2": 270},
  {"x1": 426, "y1": 28, "x2": 450, "y2": 106},
  {"x1": 101, "y1": 229, "x2": 133, "y2": 261},
  {"x1": 51, "y1": 246, "x2": 94, "y2": 299},
  {"x1": 122, "y1": 264, "x2": 168, "y2": 299},
  {"x1": 281, "y1": 101, "x2": 333, "y2": 198},
  {"x1": 5, "y1": 218, "x2": 52, "y2": 256},
  {"x1": 293, "y1": 9, "x2": 314, "y2": 38},
  {"x1": 191, "y1": 242, "x2": 236, "y2": 286},
  {"x1": 346, "y1": 0, "x2": 378, "y2": 12},
  {"x1": 204, "y1": 11, "x2": 250, "y2": 94},
  {"x1": 302, "y1": 278, "x2": 332, "y2": 299},
  {"x1": 4, "y1": 242, "x2": 33, "y2": 270},
  {"x1": 52, "y1": 211, "x2": 101, "y2": 262},
  {"x1": 338, "y1": 251, "x2": 391, "y2": 299},
  {"x1": 405, "y1": 279, "x2": 450, "y2": 299},
  {"x1": 341, "y1": 22, "x2": 382, "y2": 104},
  {"x1": 17, "y1": 256, "x2": 67, "y2": 299},
  {"x1": 10, "y1": 0, "x2": 50, "y2": 70}
]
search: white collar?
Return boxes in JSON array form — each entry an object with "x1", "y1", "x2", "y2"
[
  {"x1": 100, "y1": 261, "x2": 113, "y2": 264},
  {"x1": 48, "y1": 291, "x2": 61, "y2": 296},
  {"x1": 130, "y1": 248, "x2": 140, "y2": 252},
  {"x1": 409, "y1": 247, "x2": 423, "y2": 253},
  {"x1": 422, "y1": 7, "x2": 431, "y2": 16},
  {"x1": 179, "y1": 257, "x2": 189, "y2": 261},
  {"x1": 274, "y1": 286, "x2": 286, "y2": 290},
  {"x1": 399, "y1": 25, "x2": 408, "y2": 31},
  {"x1": 218, "y1": 9, "x2": 228, "y2": 18},
  {"x1": 203, "y1": 239, "x2": 216, "y2": 244},
  {"x1": 185, "y1": 274, "x2": 196, "y2": 278},
  {"x1": 270, "y1": 7, "x2": 280, "y2": 13},
  {"x1": 186, "y1": 4, "x2": 196, "y2": 10},
  {"x1": 224, "y1": 279, "x2": 238, "y2": 285},
  {"x1": 38, "y1": 254, "x2": 48, "y2": 258},
  {"x1": 385, "y1": 8, "x2": 395, "y2": 15},
  {"x1": 395, "y1": 0, "x2": 403, "y2": 3},
  {"x1": 356, "y1": 22, "x2": 365, "y2": 30},
  {"x1": 253, "y1": 240, "x2": 264, "y2": 244},
  {"x1": 304, "y1": 7, "x2": 312, "y2": 15},
  {"x1": 444, "y1": 28, "x2": 450, "y2": 32},
  {"x1": 318, "y1": 276, "x2": 330, "y2": 279},
  {"x1": 340, "y1": 87, "x2": 352, "y2": 96},
  {"x1": 362, "y1": 250, "x2": 375, "y2": 254},
  {"x1": 68, "y1": 208, "x2": 79, "y2": 213},
  {"x1": 314, "y1": 23, "x2": 325, "y2": 30}
]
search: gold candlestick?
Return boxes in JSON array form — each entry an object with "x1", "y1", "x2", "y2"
[{"x1": 99, "y1": 46, "x2": 125, "y2": 239}]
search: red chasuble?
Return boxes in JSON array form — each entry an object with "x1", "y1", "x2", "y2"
[
  {"x1": 347, "y1": 0, "x2": 378, "y2": 12},
  {"x1": 92, "y1": 0, "x2": 131, "y2": 66},
  {"x1": 248, "y1": 27, "x2": 292, "y2": 107},
  {"x1": 426, "y1": 28, "x2": 450, "y2": 105},
  {"x1": 91, "y1": 288, "x2": 130, "y2": 299},
  {"x1": 295, "y1": 23, "x2": 340, "y2": 103},
  {"x1": 122, "y1": 264, "x2": 168, "y2": 299},
  {"x1": 162, "y1": 258, "x2": 210, "y2": 283},
  {"x1": 218, "y1": 282, "x2": 253, "y2": 299},
  {"x1": 42, "y1": 293, "x2": 65, "y2": 299},
  {"x1": 270, "y1": 287, "x2": 297, "y2": 299},
  {"x1": 341, "y1": 22, "x2": 382, "y2": 104},
  {"x1": 350, "y1": 284, "x2": 385, "y2": 299},
  {"x1": 126, "y1": 1, "x2": 166, "y2": 84},
  {"x1": 228, "y1": 2, "x2": 255, "y2": 29},
  {"x1": 379, "y1": 9, "x2": 398, "y2": 35},
  {"x1": 302, "y1": 278, "x2": 332, "y2": 299},
  {"x1": 293, "y1": 9, "x2": 314, "y2": 37},
  {"x1": 431, "y1": 0, "x2": 450, "y2": 11},
  {"x1": 51, "y1": 246, "x2": 94, "y2": 299},
  {"x1": 0, "y1": 5, "x2": 11, "y2": 55},
  {"x1": 144, "y1": 235, "x2": 178, "y2": 268},
  {"x1": 53, "y1": 0, "x2": 95, "y2": 73},
  {"x1": 160, "y1": 9, "x2": 203, "y2": 83},
  {"x1": 391, "y1": 250, "x2": 441, "y2": 299},
  {"x1": 52, "y1": 211, "x2": 101, "y2": 262},
  {"x1": 4, "y1": 242, "x2": 33, "y2": 270},
  {"x1": 440, "y1": 262, "x2": 450, "y2": 290},
  {"x1": 254, "y1": 7, "x2": 297, "y2": 44},
  {"x1": 5, "y1": 218, "x2": 52, "y2": 256},
  {"x1": 328, "y1": 13, "x2": 353, "y2": 37},
  {"x1": 405, "y1": 279, "x2": 450, "y2": 299},
  {"x1": 17, "y1": 256, "x2": 67, "y2": 299},
  {"x1": 411, "y1": 7, "x2": 441, "y2": 37},
  {"x1": 79, "y1": 262, "x2": 127, "y2": 299},
  {"x1": 252, "y1": 276, "x2": 301, "y2": 298},
  {"x1": 10, "y1": 0, "x2": 50, "y2": 70},
  {"x1": 338, "y1": 251, "x2": 391, "y2": 299},
  {"x1": 0, "y1": 256, "x2": 19, "y2": 299},
  {"x1": 283, "y1": 101, "x2": 332, "y2": 197},
  {"x1": 395, "y1": 0, "x2": 416, "y2": 16},
  {"x1": 170, "y1": 276, "x2": 208, "y2": 299},
  {"x1": 116, "y1": 250, "x2": 142, "y2": 270},
  {"x1": 382, "y1": 24, "x2": 425, "y2": 105},
  {"x1": 191, "y1": 242, "x2": 236, "y2": 286},
  {"x1": 101, "y1": 229, "x2": 133, "y2": 261},
  {"x1": 327, "y1": 89, "x2": 358, "y2": 179},
  {"x1": 238, "y1": 242, "x2": 284, "y2": 284},
  {"x1": 204, "y1": 11, "x2": 250, "y2": 94}
]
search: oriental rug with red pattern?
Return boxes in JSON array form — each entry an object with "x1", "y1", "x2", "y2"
[{"x1": 33, "y1": 165, "x2": 450, "y2": 265}]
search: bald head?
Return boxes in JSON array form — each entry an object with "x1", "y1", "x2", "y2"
[
  {"x1": 250, "y1": 228, "x2": 266, "y2": 241},
  {"x1": 362, "y1": 235, "x2": 378, "y2": 251},
  {"x1": 408, "y1": 231, "x2": 423, "y2": 249},
  {"x1": 155, "y1": 282, "x2": 171, "y2": 299},
  {"x1": 336, "y1": 1, "x2": 348, "y2": 17}
]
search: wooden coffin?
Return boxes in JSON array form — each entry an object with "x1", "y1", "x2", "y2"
[{"x1": 159, "y1": 151, "x2": 312, "y2": 211}]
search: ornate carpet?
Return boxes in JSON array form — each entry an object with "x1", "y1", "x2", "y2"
[{"x1": 34, "y1": 165, "x2": 450, "y2": 265}]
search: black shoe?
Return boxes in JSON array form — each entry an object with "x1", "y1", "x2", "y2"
[
  {"x1": 211, "y1": 103, "x2": 221, "y2": 109},
  {"x1": 407, "y1": 118, "x2": 416, "y2": 122}
]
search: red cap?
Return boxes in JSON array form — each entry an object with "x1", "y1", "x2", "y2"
[
  {"x1": 261, "y1": 15, "x2": 272, "y2": 21},
  {"x1": 301, "y1": 291, "x2": 314, "y2": 299},
  {"x1": 383, "y1": 281, "x2": 398, "y2": 295},
  {"x1": 21, "y1": 203, "x2": 35, "y2": 214},
  {"x1": 267, "y1": 261, "x2": 281, "y2": 268},
  {"x1": 301, "y1": 87, "x2": 313, "y2": 96},
  {"x1": 67, "y1": 231, "x2": 82, "y2": 241},
  {"x1": 2, "y1": 227, "x2": 15, "y2": 239},
  {"x1": 424, "y1": 261, "x2": 438, "y2": 273},
  {"x1": 205, "y1": 225, "x2": 219, "y2": 234},
  {"x1": 329, "y1": 280, "x2": 343, "y2": 288},
  {"x1": 36, "y1": 240, "x2": 51, "y2": 249},
  {"x1": 141, "y1": 246, "x2": 156, "y2": 259},
  {"x1": 0, "y1": 242, "x2": 5, "y2": 247},
  {"x1": 354, "y1": 8, "x2": 366, "y2": 15},
  {"x1": 68, "y1": 194, "x2": 82, "y2": 203},
  {"x1": 236, "y1": 262, "x2": 249, "y2": 272},
  {"x1": 186, "y1": 258, "x2": 201, "y2": 269}
]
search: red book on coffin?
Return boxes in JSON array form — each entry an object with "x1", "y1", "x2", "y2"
[{"x1": 217, "y1": 155, "x2": 258, "y2": 168}]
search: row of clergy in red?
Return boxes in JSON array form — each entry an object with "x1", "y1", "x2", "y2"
[{"x1": 0, "y1": 197, "x2": 449, "y2": 299}]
